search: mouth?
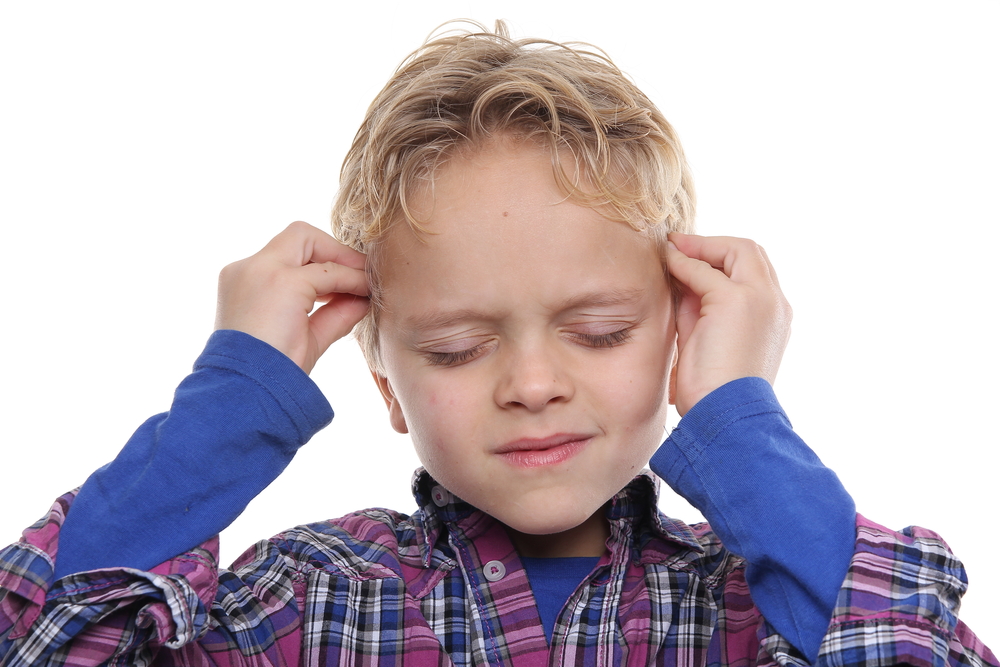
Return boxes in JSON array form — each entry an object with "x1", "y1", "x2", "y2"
[{"x1": 495, "y1": 434, "x2": 592, "y2": 468}]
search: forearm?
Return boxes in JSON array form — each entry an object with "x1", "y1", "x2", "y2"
[
  {"x1": 55, "y1": 329, "x2": 333, "y2": 578},
  {"x1": 650, "y1": 376, "x2": 855, "y2": 662}
]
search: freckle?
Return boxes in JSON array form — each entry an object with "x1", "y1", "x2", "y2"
[{"x1": 502, "y1": 211, "x2": 509, "y2": 217}]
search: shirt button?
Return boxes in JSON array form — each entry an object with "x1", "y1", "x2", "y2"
[
  {"x1": 483, "y1": 560, "x2": 506, "y2": 582},
  {"x1": 430, "y1": 485, "x2": 451, "y2": 507}
]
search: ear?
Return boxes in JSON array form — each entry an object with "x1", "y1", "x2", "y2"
[{"x1": 372, "y1": 372, "x2": 409, "y2": 434}]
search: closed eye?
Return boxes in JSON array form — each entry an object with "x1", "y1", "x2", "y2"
[
  {"x1": 572, "y1": 328, "x2": 633, "y2": 349},
  {"x1": 425, "y1": 343, "x2": 490, "y2": 367}
]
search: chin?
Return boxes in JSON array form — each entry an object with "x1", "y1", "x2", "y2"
[
  {"x1": 488, "y1": 491, "x2": 602, "y2": 536},
  {"x1": 501, "y1": 514, "x2": 585, "y2": 536}
]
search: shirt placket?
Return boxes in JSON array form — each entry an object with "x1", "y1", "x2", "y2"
[
  {"x1": 448, "y1": 514, "x2": 550, "y2": 667},
  {"x1": 548, "y1": 515, "x2": 632, "y2": 667}
]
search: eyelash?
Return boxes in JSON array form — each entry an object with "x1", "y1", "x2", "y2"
[
  {"x1": 426, "y1": 345, "x2": 488, "y2": 367},
  {"x1": 424, "y1": 328, "x2": 633, "y2": 367},
  {"x1": 574, "y1": 328, "x2": 633, "y2": 348}
]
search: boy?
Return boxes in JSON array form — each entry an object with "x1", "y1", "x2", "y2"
[{"x1": 0, "y1": 21, "x2": 994, "y2": 666}]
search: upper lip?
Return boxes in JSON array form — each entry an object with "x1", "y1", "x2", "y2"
[{"x1": 495, "y1": 434, "x2": 592, "y2": 454}]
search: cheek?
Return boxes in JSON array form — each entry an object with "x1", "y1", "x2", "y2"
[
  {"x1": 383, "y1": 343, "x2": 465, "y2": 425},
  {"x1": 603, "y1": 329, "x2": 673, "y2": 438},
  {"x1": 613, "y1": 370, "x2": 670, "y2": 469},
  {"x1": 395, "y1": 371, "x2": 486, "y2": 452},
  {"x1": 617, "y1": 375, "x2": 669, "y2": 442},
  {"x1": 402, "y1": 372, "x2": 478, "y2": 418},
  {"x1": 402, "y1": 382, "x2": 491, "y2": 494}
]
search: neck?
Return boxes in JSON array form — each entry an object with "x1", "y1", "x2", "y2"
[{"x1": 505, "y1": 508, "x2": 610, "y2": 558}]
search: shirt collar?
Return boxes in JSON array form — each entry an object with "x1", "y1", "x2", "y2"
[{"x1": 409, "y1": 468, "x2": 704, "y2": 568}]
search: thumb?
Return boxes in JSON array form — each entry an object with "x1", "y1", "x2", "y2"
[{"x1": 308, "y1": 294, "x2": 371, "y2": 358}]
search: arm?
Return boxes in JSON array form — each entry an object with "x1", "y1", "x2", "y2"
[
  {"x1": 55, "y1": 221, "x2": 368, "y2": 577},
  {"x1": 1, "y1": 497, "x2": 307, "y2": 666},
  {"x1": 660, "y1": 234, "x2": 849, "y2": 659},
  {"x1": 651, "y1": 376, "x2": 855, "y2": 662},
  {"x1": 0, "y1": 346, "x2": 311, "y2": 665},
  {"x1": 0, "y1": 222, "x2": 369, "y2": 663},
  {"x1": 660, "y1": 234, "x2": 996, "y2": 665},
  {"x1": 55, "y1": 328, "x2": 333, "y2": 578}
]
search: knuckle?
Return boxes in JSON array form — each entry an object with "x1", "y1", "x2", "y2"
[{"x1": 218, "y1": 260, "x2": 243, "y2": 285}]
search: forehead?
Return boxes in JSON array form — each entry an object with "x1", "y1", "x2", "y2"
[
  {"x1": 377, "y1": 141, "x2": 663, "y2": 313},
  {"x1": 379, "y1": 141, "x2": 658, "y2": 289}
]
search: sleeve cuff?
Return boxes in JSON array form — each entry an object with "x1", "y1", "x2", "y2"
[{"x1": 196, "y1": 330, "x2": 334, "y2": 443}]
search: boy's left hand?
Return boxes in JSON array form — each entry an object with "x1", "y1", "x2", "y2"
[{"x1": 665, "y1": 233, "x2": 792, "y2": 416}]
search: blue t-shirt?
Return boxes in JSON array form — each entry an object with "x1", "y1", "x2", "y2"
[{"x1": 521, "y1": 556, "x2": 601, "y2": 643}]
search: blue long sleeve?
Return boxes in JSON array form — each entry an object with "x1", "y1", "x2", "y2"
[
  {"x1": 55, "y1": 330, "x2": 333, "y2": 579},
  {"x1": 650, "y1": 377, "x2": 855, "y2": 663}
]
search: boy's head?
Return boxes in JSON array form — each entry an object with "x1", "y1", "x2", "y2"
[
  {"x1": 330, "y1": 21, "x2": 695, "y2": 550},
  {"x1": 332, "y1": 20, "x2": 695, "y2": 376}
]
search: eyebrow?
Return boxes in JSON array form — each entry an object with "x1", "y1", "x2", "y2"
[
  {"x1": 401, "y1": 287, "x2": 647, "y2": 332},
  {"x1": 553, "y1": 287, "x2": 646, "y2": 312}
]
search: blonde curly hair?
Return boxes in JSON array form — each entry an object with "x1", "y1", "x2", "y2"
[{"x1": 331, "y1": 20, "x2": 695, "y2": 374}]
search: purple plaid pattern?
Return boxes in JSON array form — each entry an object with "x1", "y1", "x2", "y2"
[{"x1": 1, "y1": 473, "x2": 995, "y2": 666}]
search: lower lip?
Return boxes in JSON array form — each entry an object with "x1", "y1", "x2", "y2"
[{"x1": 498, "y1": 439, "x2": 589, "y2": 468}]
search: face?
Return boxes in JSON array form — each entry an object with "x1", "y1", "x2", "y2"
[{"x1": 374, "y1": 140, "x2": 675, "y2": 551}]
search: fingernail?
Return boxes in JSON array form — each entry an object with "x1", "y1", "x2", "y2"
[{"x1": 667, "y1": 241, "x2": 678, "y2": 251}]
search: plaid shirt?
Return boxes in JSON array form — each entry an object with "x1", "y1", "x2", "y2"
[{"x1": 0, "y1": 471, "x2": 995, "y2": 667}]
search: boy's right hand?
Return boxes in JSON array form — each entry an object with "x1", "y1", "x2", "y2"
[{"x1": 215, "y1": 221, "x2": 369, "y2": 374}]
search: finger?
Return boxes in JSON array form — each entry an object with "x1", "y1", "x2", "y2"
[
  {"x1": 309, "y1": 294, "x2": 370, "y2": 354},
  {"x1": 672, "y1": 286, "x2": 702, "y2": 351},
  {"x1": 755, "y1": 244, "x2": 781, "y2": 288},
  {"x1": 664, "y1": 242, "x2": 731, "y2": 298},
  {"x1": 267, "y1": 221, "x2": 367, "y2": 270},
  {"x1": 668, "y1": 233, "x2": 771, "y2": 283},
  {"x1": 305, "y1": 233, "x2": 367, "y2": 270},
  {"x1": 301, "y1": 261, "x2": 370, "y2": 298}
]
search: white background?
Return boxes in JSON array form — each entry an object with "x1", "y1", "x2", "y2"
[{"x1": 1, "y1": 0, "x2": 997, "y2": 650}]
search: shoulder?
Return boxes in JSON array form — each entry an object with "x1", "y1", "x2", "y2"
[
  {"x1": 681, "y1": 520, "x2": 747, "y2": 584},
  {"x1": 230, "y1": 507, "x2": 440, "y2": 583},
  {"x1": 637, "y1": 507, "x2": 747, "y2": 587}
]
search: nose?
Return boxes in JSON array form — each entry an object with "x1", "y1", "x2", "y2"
[{"x1": 493, "y1": 341, "x2": 574, "y2": 412}]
